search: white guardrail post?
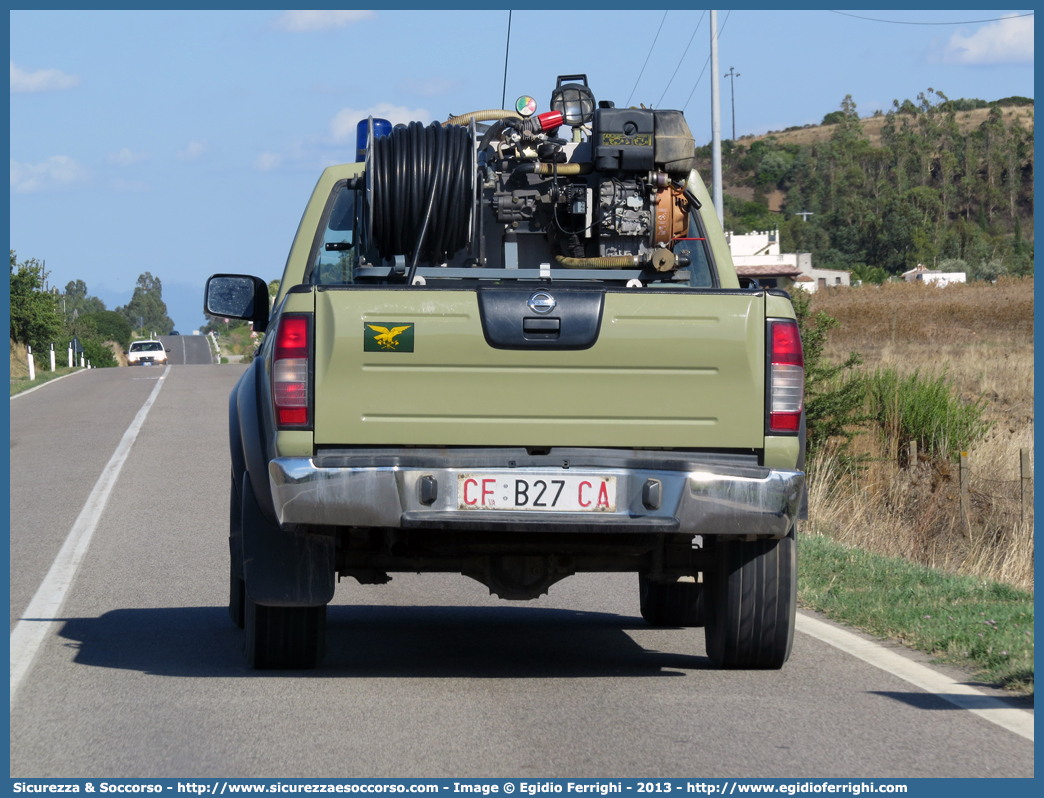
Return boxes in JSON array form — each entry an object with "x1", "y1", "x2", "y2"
[
  {"x1": 49, "y1": 343, "x2": 55, "y2": 372},
  {"x1": 68, "y1": 342, "x2": 73, "y2": 368},
  {"x1": 27, "y1": 346, "x2": 35, "y2": 381}
]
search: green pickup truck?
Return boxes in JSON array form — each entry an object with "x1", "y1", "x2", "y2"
[{"x1": 205, "y1": 76, "x2": 805, "y2": 671}]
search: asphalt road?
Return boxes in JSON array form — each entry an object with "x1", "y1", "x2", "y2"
[
  {"x1": 157, "y1": 333, "x2": 213, "y2": 366},
  {"x1": 9, "y1": 363, "x2": 1034, "y2": 778}
]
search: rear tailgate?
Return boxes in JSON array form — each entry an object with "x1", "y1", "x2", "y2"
[{"x1": 313, "y1": 287, "x2": 765, "y2": 449}]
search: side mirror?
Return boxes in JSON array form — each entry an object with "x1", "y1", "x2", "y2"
[
  {"x1": 204, "y1": 274, "x2": 270, "y2": 333},
  {"x1": 165, "y1": 348, "x2": 171, "y2": 353}
]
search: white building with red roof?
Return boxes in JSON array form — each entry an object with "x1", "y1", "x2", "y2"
[{"x1": 725, "y1": 228, "x2": 851, "y2": 292}]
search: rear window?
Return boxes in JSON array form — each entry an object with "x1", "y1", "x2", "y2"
[{"x1": 311, "y1": 185, "x2": 360, "y2": 285}]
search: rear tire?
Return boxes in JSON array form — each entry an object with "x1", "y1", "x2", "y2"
[
  {"x1": 244, "y1": 598, "x2": 326, "y2": 670},
  {"x1": 704, "y1": 527, "x2": 797, "y2": 669},
  {"x1": 638, "y1": 575, "x2": 705, "y2": 627}
]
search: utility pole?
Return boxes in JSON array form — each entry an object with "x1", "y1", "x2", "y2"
[
  {"x1": 724, "y1": 66, "x2": 740, "y2": 141},
  {"x1": 710, "y1": 10, "x2": 723, "y2": 227}
]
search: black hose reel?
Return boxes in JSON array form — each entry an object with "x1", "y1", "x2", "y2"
[{"x1": 365, "y1": 119, "x2": 474, "y2": 281}]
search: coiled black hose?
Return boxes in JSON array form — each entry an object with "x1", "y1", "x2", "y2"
[{"x1": 369, "y1": 121, "x2": 472, "y2": 277}]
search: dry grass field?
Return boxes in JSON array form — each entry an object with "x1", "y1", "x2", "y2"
[
  {"x1": 747, "y1": 105, "x2": 1034, "y2": 149},
  {"x1": 805, "y1": 278, "x2": 1034, "y2": 591}
]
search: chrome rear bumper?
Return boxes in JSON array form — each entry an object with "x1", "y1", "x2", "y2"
[{"x1": 268, "y1": 456, "x2": 804, "y2": 538}]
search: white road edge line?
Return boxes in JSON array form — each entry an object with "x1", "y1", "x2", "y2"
[
  {"x1": 10, "y1": 366, "x2": 172, "y2": 704},
  {"x1": 10, "y1": 368, "x2": 87, "y2": 400},
  {"x1": 796, "y1": 612, "x2": 1033, "y2": 742}
]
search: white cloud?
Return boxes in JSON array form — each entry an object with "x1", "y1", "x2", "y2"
[
  {"x1": 177, "y1": 140, "x2": 210, "y2": 162},
  {"x1": 329, "y1": 103, "x2": 432, "y2": 144},
  {"x1": 254, "y1": 152, "x2": 283, "y2": 172},
  {"x1": 943, "y1": 14, "x2": 1033, "y2": 64},
  {"x1": 400, "y1": 77, "x2": 459, "y2": 98},
  {"x1": 10, "y1": 61, "x2": 81, "y2": 93},
  {"x1": 108, "y1": 147, "x2": 151, "y2": 166},
  {"x1": 10, "y1": 156, "x2": 90, "y2": 193},
  {"x1": 272, "y1": 10, "x2": 375, "y2": 32}
]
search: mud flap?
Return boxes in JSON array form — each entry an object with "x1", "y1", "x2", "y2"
[
  {"x1": 230, "y1": 470, "x2": 244, "y2": 579},
  {"x1": 241, "y1": 471, "x2": 336, "y2": 607}
]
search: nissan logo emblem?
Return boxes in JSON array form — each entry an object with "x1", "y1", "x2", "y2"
[{"x1": 528, "y1": 291, "x2": 556, "y2": 314}]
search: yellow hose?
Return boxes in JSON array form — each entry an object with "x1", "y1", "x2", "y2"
[
  {"x1": 554, "y1": 255, "x2": 639, "y2": 269},
  {"x1": 444, "y1": 110, "x2": 521, "y2": 126},
  {"x1": 533, "y1": 163, "x2": 594, "y2": 176}
]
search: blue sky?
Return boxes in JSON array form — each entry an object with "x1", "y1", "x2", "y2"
[{"x1": 9, "y1": 9, "x2": 1035, "y2": 332}]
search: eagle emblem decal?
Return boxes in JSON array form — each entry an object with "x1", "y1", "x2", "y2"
[{"x1": 364, "y1": 323, "x2": 415, "y2": 352}]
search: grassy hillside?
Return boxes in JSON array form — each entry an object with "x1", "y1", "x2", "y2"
[
  {"x1": 746, "y1": 104, "x2": 1034, "y2": 150},
  {"x1": 697, "y1": 92, "x2": 1034, "y2": 283}
]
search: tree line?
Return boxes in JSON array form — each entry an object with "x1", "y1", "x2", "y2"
[
  {"x1": 702, "y1": 90, "x2": 1033, "y2": 284},
  {"x1": 9, "y1": 251, "x2": 174, "y2": 368}
]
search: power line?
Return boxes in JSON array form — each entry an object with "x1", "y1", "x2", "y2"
[
  {"x1": 657, "y1": 11, "x2": 706, "y2": 108},
  {"x1": 682, "y1": 57, "x2": 711, "y2": 114},
  {"x1": 500, "y1": 11, "x2": 512, "y2": 109},
  {"x1": 626, "y1": 10, "x2": 668, "y2": 107},
  {"x1": 829, "y1": 10, "x2": 1034, "y2": 25},
  {"x1": 681, "y1": 10, "x2": 730, "y2": 114}
]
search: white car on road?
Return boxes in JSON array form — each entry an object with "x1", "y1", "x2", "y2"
[{"x1": 126, "y1": 339, "x2": 169, "y2": 366}]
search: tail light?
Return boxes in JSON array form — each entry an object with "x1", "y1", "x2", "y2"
[
  {"x1": 272, "y1": 314, "x2": 311, "y2": 428},
  {"x1": 767, "y1": 319, "x2": 803, "y2": 434}
]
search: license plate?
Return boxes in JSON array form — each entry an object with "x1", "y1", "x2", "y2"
[{"x1": 457, "y1": 474, "x2": 616, "y2": 512}]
